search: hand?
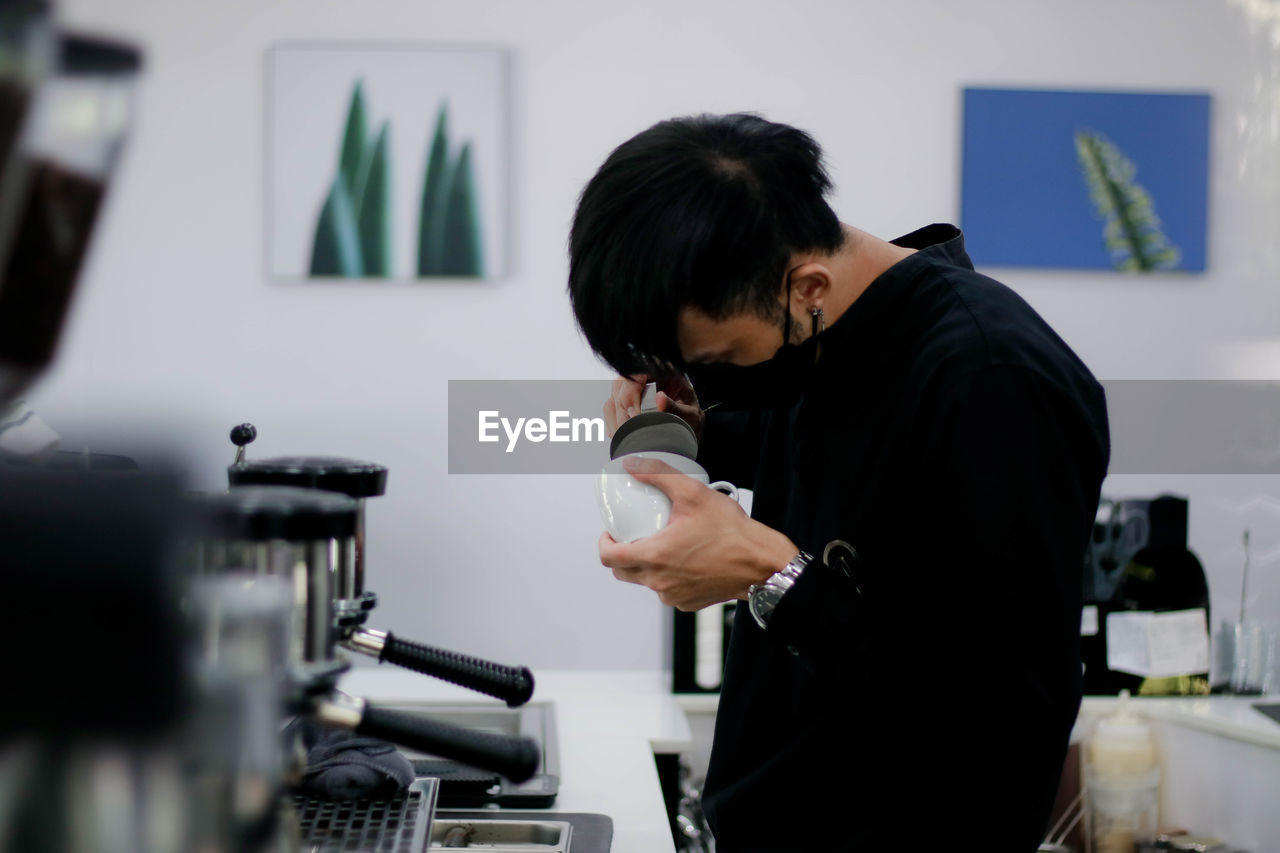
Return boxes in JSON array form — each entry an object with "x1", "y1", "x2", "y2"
[
  {"x1": 598, "y1": 456, "x2": 798, "y2": 611},
  {"x1": 602, "y1": 374, "x2": 704, "y2": 440}
]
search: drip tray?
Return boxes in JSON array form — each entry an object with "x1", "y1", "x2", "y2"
[{"x1": 388, "y1": 702, "x2": 560, "y2": 808}]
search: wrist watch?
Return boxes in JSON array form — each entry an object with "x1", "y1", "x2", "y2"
[{"x1": 748, "y1": 551, "x2": 813, "y2": 630}]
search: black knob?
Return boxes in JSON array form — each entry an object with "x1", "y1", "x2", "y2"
[{"x1": 230, "y1": 423, "x2": 258, "y2": 448}]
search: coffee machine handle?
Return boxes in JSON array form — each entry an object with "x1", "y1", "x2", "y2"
[
  {"x1": 347, "y1": 629, "x2": 535, "y2": 707},
  {"x1": 316, "y1": 695, "x2": 541, "y2": 783},
  {"x1": 230, "y1": 423, "x2": 257, "y2": 465}
]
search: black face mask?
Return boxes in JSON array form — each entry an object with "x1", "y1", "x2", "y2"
[
  {"x1": 683, "y1": 266, "x2": 827, "y2": 411},
  {"x1": 685, "y1": 330, "x2": 821, "y2": 411},
  {"x1": 685, "y1": 277, "x2": 826, "y2": 412}
]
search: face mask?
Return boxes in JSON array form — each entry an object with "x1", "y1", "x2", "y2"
[{"x1": 685, "y1": 305, "x2": 825, "y2": 411}]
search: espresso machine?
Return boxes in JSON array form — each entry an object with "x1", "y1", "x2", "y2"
[
  {"x1": 188, "y1": 484, "x2": 542, "y2": 784},
  {"x1": 2, "y1": 468, "x2": 545, "y2": 853},
  {"x1": 0, "y1": 4, "x2": 551, "y2": 847},
  {"x1": 0, "y1": 465, "x2": 310, "y2": 853},
  {"x1": 0, "y1": 9, "x2": 231, "y2": 849},
  {"x1": 225, "y1": 423, "x2": 536, "y2": 708}
]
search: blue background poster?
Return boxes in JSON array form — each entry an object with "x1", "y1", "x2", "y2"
[{"x1": 960, "y1": 87, "x2": 1211, "y2": 272}]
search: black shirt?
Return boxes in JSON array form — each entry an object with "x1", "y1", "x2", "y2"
[{"x1": 696, "y1": 224, "x2": 1110, "y2": 852}]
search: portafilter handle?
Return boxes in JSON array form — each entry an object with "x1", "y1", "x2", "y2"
[
  {"x1": 230, "y1": 422, "x2": 257, "y2": 465},
  {"x1": 314, "y1": 693, "x2": 541, "y2": 783},
  {"x1": 344, "y1": 628, "x2": 535, "y2": 707}
]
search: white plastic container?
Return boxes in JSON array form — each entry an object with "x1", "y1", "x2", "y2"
[{"x1": 1085, "y1": 690, "x2": 1160, "y2": 853}]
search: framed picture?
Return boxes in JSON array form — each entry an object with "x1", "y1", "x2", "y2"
[
  {"x1": 268, "y1": 44, "x2": 508, "y2": 280},
  {"x1": 961, "y1": 87, "x2": 1211, "y2": 273}
]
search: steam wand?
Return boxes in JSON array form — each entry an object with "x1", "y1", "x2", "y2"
[{"x1": 1240, "y1": 528, "x2": 1251, "y2": 625}]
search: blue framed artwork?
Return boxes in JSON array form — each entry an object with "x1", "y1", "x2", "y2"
[{"x1": 961, "y1": 87, "x2": 1211, "y2": 273}]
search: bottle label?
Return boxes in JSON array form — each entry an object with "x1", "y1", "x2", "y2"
[{"x1": 1106, "y1": 608, "x2": 1210, "y2": 678}]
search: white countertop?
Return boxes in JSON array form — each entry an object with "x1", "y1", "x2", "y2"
[
  {"x1": 340, "y1": 668, "x2": 692, "y2": 853},
  {"x1": 343, "y1": 665, "x2": 1280, "y2": 852},
  {"x1": 1079, "y1": 693, "x2": 1280, "y2": 750},
  {"x1": 678, "y1": 689, "x2": 1280, "y2": 751}
]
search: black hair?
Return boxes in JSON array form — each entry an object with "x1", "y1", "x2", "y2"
[{"x1": 567, "y1": 113, "x2": 845, "y2": 377}]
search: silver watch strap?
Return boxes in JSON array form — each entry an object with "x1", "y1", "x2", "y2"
[
  {"x1": 748, "y1": 551, "x2": 813, "y2": 629},
  {"x1": 773, "y1": 553, "x2": 808, "y2": 590}
]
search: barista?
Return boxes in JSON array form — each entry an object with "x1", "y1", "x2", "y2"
[{"x1": 568, "y1": 114, "x2": 1110, "y2": 851}]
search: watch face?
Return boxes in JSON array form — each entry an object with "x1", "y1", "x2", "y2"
[{"x1": 750, "y1": 585, "x2": 787, "y2": 627}]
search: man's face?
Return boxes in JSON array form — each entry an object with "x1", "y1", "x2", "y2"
[{"x1": 676, "y1": 305, "x2": 788, "y2": 367}]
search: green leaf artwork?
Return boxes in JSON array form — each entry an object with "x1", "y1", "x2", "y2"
[
  {"x1": 1075, "y1": 129, "x2": 1181, "y2": 273},
  {"x1": 309, "y1": 173, "x2": 363, "y2": 276},
  {"x1": 309, "y1": 79, "x2": 386, "y2": 278},
  {"x1": 308, "y1": 84, "x2": 486, "y2": 279},
  {"x1": 416, "y1": 102, "x2": 486, "y2": 278},
  {"x1": 354, "y1": 121, "x2": 392, "y2": 276},
  {"x1": 416, "y1": 104, "x2": 452, "y2": 276},
  {"x1": 338, "y1": 80, "x2": 367, "y2": 196},
  {"x1": 439, "y1": 141, "x2": 484, "y2": 276}
]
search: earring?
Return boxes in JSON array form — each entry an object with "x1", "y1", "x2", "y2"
[{"x1": 810, "y1": 306, "x2": 825, "y2": 337}]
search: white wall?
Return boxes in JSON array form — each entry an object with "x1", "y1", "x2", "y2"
[{"x1": 31, "y1": 0, "x2": 1280, "y2": 669}]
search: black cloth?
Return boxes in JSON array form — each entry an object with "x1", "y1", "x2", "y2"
[
  {"x1": 696, "y1": 224, "x2": 1110, "y2": 852},
  {"x1": 290, "y1": 719, "x2": 416, "y2": 801}
]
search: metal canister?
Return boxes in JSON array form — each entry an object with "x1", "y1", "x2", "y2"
[
  {"x1": 186, "y1": 574, "x2": 296, "y2": 852},
  {"x1": 196, "y1": 485, "x2": 359, "y2": 695},
  {"x1": 227, "y1": 457, "x2": 386, "y2": 623}
]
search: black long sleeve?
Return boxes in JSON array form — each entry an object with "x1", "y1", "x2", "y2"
[
  {"x1": 770, "y1": 365, "x2": 1105, "y2": 684},
  {"x1": 700, "y1": 225, "x2": 1109, "y2": 852},
  {"x1": 761, "y1": 364, "x2": 1105, "y2": 849}
]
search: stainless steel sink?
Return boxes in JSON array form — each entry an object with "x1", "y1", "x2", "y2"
[
  {"x1": 430, "y1": 812, "x2": 612, "y2": 853},
  {"x1": 429, "y1": 817, "x2": 572, "y2": 849}
]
